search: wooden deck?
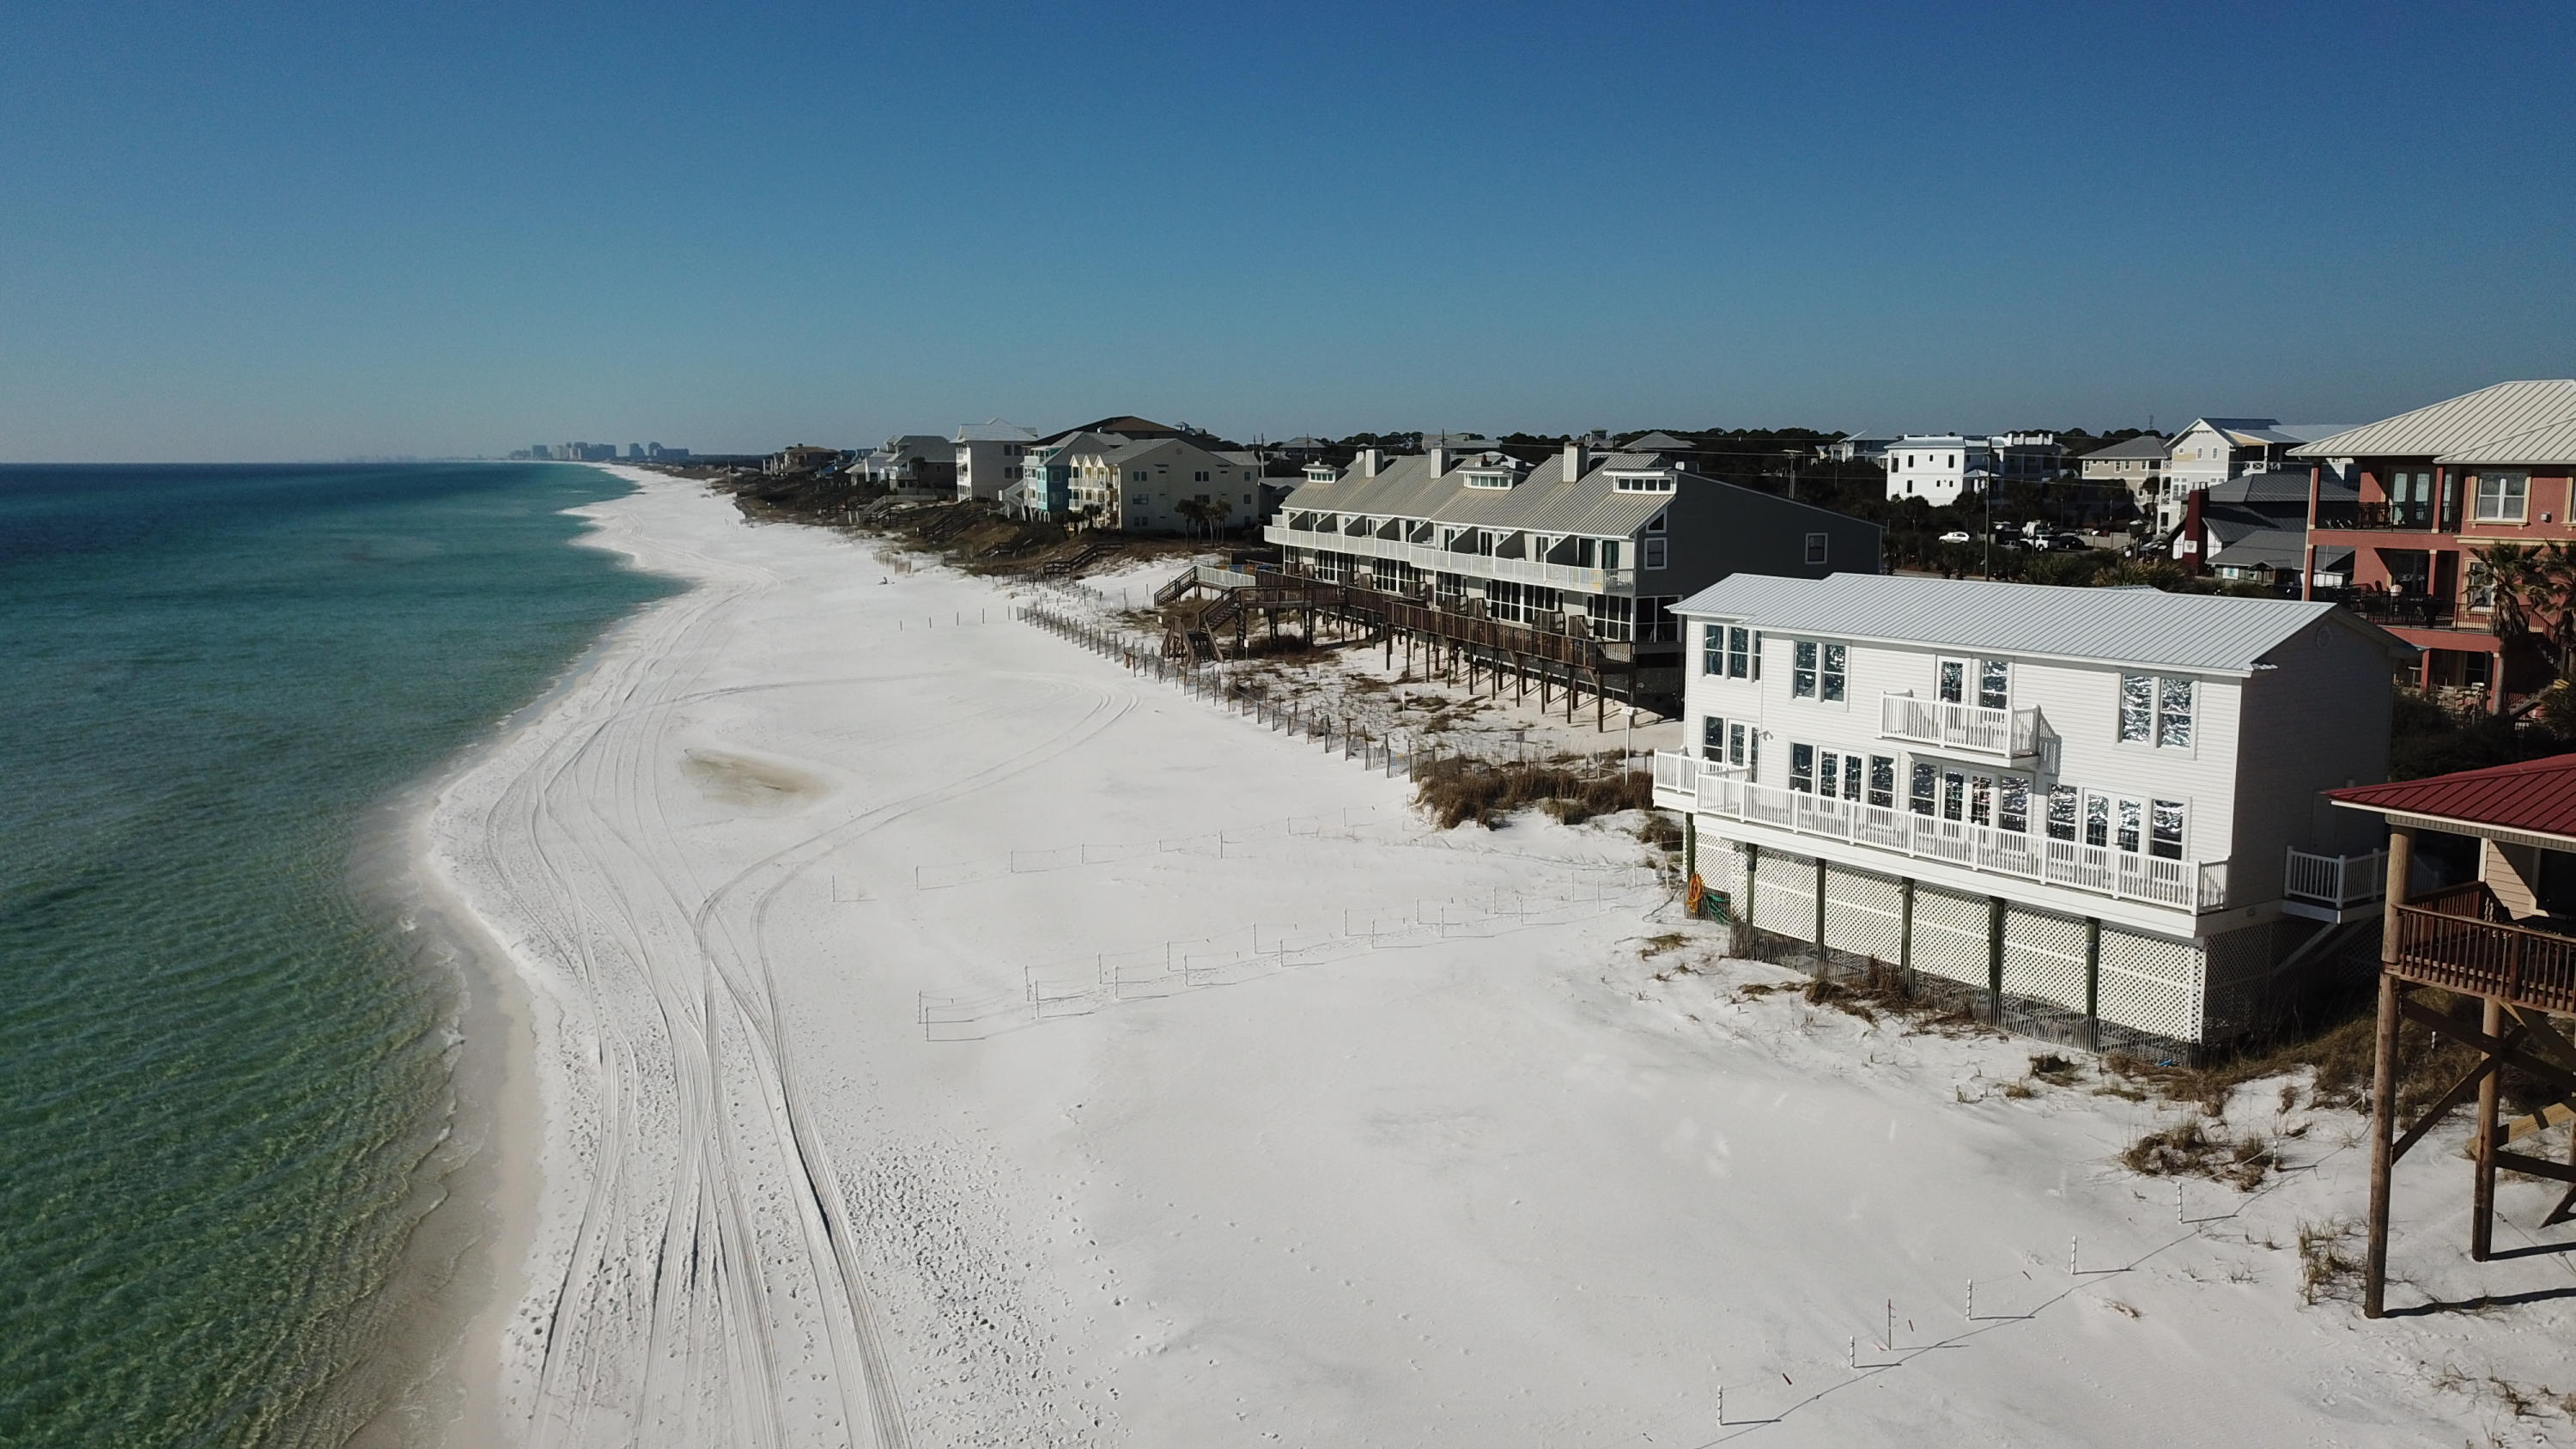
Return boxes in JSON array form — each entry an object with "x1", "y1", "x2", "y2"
[{"x1": 2390, "y1": 882, "x2": 2576, "y2": 1015}]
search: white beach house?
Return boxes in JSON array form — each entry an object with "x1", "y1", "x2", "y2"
[
  {"x1": 953, "y1": 418, "x2": 1038, "y2": 503},
  {"x1": 1656, "y1": 574, "x2": 2410, "y2": 1050}
]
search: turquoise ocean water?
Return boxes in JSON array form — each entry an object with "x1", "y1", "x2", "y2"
[{"x1": 0, "y1": 464, "x2": 674, "y2": 1446}]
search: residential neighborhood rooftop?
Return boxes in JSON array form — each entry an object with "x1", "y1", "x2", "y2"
[{"x1": 1673, "y1": 571, "x2": 2407, "y2": 675}]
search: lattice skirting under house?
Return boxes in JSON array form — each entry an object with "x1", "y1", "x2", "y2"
[{"x1": 1704, "y1": 838, "x2": 2337, "y2": 1061}]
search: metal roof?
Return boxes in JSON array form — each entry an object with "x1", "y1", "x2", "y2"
[
  {"x1": 2080, "y1": 435, "x2": 2171, "y2": 460},
  {"x1": 2206, "y1": 525, "x2": 2307, "y2": 570},
  {"x1": 1673, "y1": 572, "x2": 2407, "y2": 676},
  {"x1": 2330, "y1": 753, "x2": 2576, "y2": 843},
  {"x1": 1279, "y1": 448, "x2": 1680, "y2": 537},
  {"x1": 955, "y1": 418, "x2": 1037, "y2": 442},
  {"x1": 2288, "y1": 381, "x2": 2576, "y2": 465},
  {"x1": 2203, "y1": 469, "x2": 2354, "y2": 504}
]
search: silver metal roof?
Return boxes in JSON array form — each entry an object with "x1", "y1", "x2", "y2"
[
  {"x1": 2288, "y1": 381, "x2": 2576, "y2": 465},
  {"x1": 2079, "y1": 435, "x2": 2171, "y2": 460},
  {"x1": 1281, "y1": 449, "x2": 1685, "y2": 537},
  {"x1": 1673, "y1": 572, "x2": 2406, "y2": 675},
  {"x1": 955, "y1": 418, "x2": 1038, "y2": 442}
]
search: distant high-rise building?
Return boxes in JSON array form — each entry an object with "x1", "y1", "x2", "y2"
[{"x1": 628, "y1": 443, "x2": 647, "y2": 459}]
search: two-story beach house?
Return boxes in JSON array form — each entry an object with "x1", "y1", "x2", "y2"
[
  {"x1": 1656, "y1": 574, "x2": 2410, "y2": 1052},
  {"x1": 1267, "y1": 441, "x2": 1883, "y2": 708},
  {"x1": 2078, "y1": 434, "x2": 2170, "y2": 521},
  {"x1": 2294, "y1": 380, "x2": 2576, "y2": 712},
  {"x1": 2157, "y1": 417, "x2": 2353, "y2": 542}
]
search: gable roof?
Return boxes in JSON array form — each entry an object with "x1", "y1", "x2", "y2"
[
  {"x1": 1673, "y1": 572, "x2": 2408, "y2": 676},
  {"x1": 1278, "y1": 448, "x2": 1862, "y2": 540},
  {"x1": 956, "y1": 417, "x2": 1037, "y2": 443},
  {"x1": 1624, "y1": 431, "x2": 1698, "y2": 451},
  {"x1": 2329, "y1": 753, "x2": 2576, "y2": 844},
  {"x1": 2288, "y1": 381, "x2": 2576, "y2": 466},
  {"x1": 2080, "y1": 435, "x2": 2172, "y2": 461}
]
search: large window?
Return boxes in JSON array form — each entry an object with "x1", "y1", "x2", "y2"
[
  {"x1": 1703, "y1": 624, "x2": 1759, "y2": 677},
  {"x1": 1643, "y1": 537, "x2": 1668, "y2": 569},
  {"x1": 2118, "y1": 673, "x2": 2194, "y2": 748},
  {"x1": 2475, "y1": 472, "x2": 2530, "y2": 523},
  {"x1": 1703, "y1": 715, "x2": 1727, "y2": 755},
  {"x1": 1791, "y1": 640, "x2": 1847, "y2": 701},
  {"x1": 1868, "y1": 755, "x2": 1896, "y2": 808}
]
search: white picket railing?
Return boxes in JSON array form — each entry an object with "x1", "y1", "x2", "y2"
[
  {"x1": 1654, "y1": 751, "x2": 2221, "y2": 912},
  {"x1": 2285, "y1": 847, "x2": 2386, "y2": 909},
  {"x1": 1879, "y1": 692, "x2": 2041, "y2": 758},
  {"x1": 1264, "y1": 524, "x2": 1632, "y2": 594}
]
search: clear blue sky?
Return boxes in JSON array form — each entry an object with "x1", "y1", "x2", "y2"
[{"x1": 4, "y1": 0, "x2": 2570, "y2": 460}]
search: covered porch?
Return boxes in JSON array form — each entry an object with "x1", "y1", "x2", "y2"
[{"x1": 2330, "y1": 755, "x2": 2576, "y2": 1318}]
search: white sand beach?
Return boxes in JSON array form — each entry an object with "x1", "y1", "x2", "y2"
[{"x1": 421, "y1": 469, "x2": 2575, "y2": 1448}]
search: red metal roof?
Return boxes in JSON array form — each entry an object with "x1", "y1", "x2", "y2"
[{"x1": 2329, "y1": 753, "x2": 2576, "y2": 839}]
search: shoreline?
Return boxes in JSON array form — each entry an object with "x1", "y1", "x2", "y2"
[{"x1": 369, "y1": 469, "x2": 690, "y2": 1446}]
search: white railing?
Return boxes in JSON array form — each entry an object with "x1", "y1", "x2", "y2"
[
  {"x1": 1653, "y1": 751, "x2": 2221, "y2": 912},
  {"x1": 1263, "y1": 525, "x2": 1632, "y2": 594},
  {"x1": 2284, "y1": 848, "x2": 2386, "y2": 909},
  {"x1": 1879, "y1": 693, "x2": 2040, "y2": 758}
]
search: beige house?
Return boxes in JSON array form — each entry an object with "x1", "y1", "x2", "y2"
[{"x1": 1068, "y1": 436, "x2": 1262, "y2": 534}]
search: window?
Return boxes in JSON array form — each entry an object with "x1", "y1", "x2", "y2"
[
  {"x1": 1868, "y1": 755, "x2": 1896, "y2": 808},
  {"x1": 2468, "y1": 557, "x2": 2496, "y2": 612},
  {"x1": 1714, "y1": 625, "x2": 1758, "y2": 679},
  {"x1": 2118, "y1": 673, "x2": 2194, "y2": 747},
  {"x1": 2475, "y1": 472, "x2": 2530, "y2": 523},
  {"x1": 1638, "y1": 596, "x2": 1680, "y2": 643},
  {"x1": 1643, "y1": 537, "x2": 1668, "y2": 569},
  {"x1": 1978, "y1": 660, "x2": 2009, "y2": 710},
  {"x1": 1194, "y1": 471, "x2": 1210, "y2": 483},
  {"x1": 2150, "y1": 800, "x2": 2186, "y2": 860},
  {"x1": 1703, "y1": 715, "x2": 1727, "y2": 755},
  {"x1": 1805, "y1": 532, "x2": 1828, "y2": 565},
  {"x1": 1998, "y1": 776, "x2": 2030, "y2": 834},
  {"x1": 1909, "y1": 761, "x2": 1936, "y2": 816},
  {"x1": 1702, "y1": 626, "x2": 1726, "y2": 676},
  {"x1": 2157, "y1": 677, "x2": 2194, "y2": 748},
  {"x1": 1789, "y1": 743, "x2": 1815, "y2": 793},
  {"x1": 2047, "y1": 784, "x2": 2079, "y2": 842},
  {"x1": 1789, "y1": 642, "x2": 1845, "y2": 702},
  {"x1": 1937, "y1": 659, "x2": 1966, "y2": 704}
]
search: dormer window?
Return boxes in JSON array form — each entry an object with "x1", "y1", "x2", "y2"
[
  {"x1": 1611, "y1": 472, "x2": 1675, "y2": 492},
  {"x1": 1463, "y1": 470, "x2": 1517, "y2": 490}
]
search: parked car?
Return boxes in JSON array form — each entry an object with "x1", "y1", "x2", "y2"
[
  {"x1": 2047, "y1": 533, "x2": 2088, "y2": 552},
  {"x1": 1937, "y1": 530, "x2": 1972, "y2": 544}
]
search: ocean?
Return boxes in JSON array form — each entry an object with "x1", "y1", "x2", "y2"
[{"x1": 0, "y1": 463, "x2": 675, "y2": 1446}]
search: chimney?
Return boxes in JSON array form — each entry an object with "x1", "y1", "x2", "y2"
[
  {"x1": 1564, "y1": 440, "x2": 1589, "y2": 480},
  {"x1": 1426, "y1": 446, "x2": 1447, "y2": 478},
  {"x1": 1359, "y1": 447, "x2": 1381, "y2": 478}
]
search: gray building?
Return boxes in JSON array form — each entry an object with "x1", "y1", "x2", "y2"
[{"x1": 1267, "y1": 441, "x2": 1882, "y2": 705}]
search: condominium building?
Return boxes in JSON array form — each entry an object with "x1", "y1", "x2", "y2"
[
  {"x1": 1656, "y1": 574, "x2": 2408, "y2": 1050},
  {"x1": 1268, "y1": 441, "x2": 1881, "y2": 706}
]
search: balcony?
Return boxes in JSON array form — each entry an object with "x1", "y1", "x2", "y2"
[
  {"x1": 2283, "y1": 847, "x2": 2387, "y2": 922},
  {"x1": 1654, "y1": 752, "x2": 2223, "y2": 913},
  {"x1": 2325, "y1": 590, "x2": 2462, "y2": 631},
  {"x1": 1879, "y1": 693, "x2": 2041, "y2": 761},
  {"x1": 1264, "y1": 522, "x2": 1634, "y2": 594},
  {"x1": 2391, "y1": 882, "x2": 2576, "y2": 1015},
  {"x1": 2314, "y1": 501, "x2": 2444, "y2": 532}
]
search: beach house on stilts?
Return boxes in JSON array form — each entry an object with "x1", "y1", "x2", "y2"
[
  {"x1": 2325, "y1": 756, "x2": 2576, "y2": 1318},
  {"x1": 1656, "y1": 574, "x2": 2414, "y2": 1056}
]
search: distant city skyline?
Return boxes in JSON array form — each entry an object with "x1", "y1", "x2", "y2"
[{"x1": 3, "y1": 1, "x2": 2570, "y2": 462}]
